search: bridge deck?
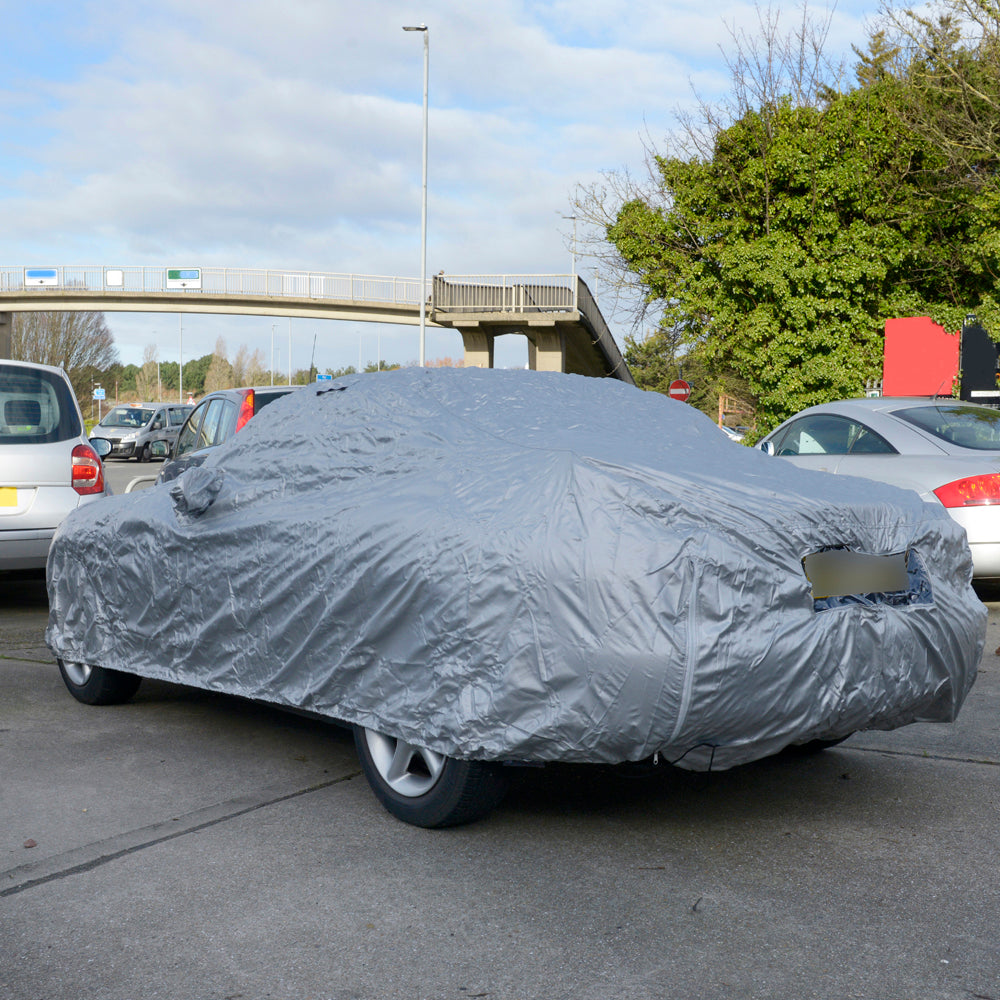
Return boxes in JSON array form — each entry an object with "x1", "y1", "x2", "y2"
[{"x1": 0, "y1": 266, "x2": 632, "y2": 382}]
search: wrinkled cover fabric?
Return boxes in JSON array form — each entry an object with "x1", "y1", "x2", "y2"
[{"x1": 46, "y1": 369, "x2": 985, "y2": 768}]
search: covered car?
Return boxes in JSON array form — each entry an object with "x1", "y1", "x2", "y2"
[{"x1": 46, "y1": 369, "x2": 985, "y2": 826}]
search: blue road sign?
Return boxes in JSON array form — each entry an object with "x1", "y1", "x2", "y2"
[{"x1": 25, "y1": 268, "x2": 59, "y2": 286}]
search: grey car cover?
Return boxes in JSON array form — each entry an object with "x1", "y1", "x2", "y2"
[{"x1": 46, "y1": 368, "x2": 985, "y2": 768}]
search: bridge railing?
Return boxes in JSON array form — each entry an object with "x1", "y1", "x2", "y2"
[
  {"x1": 0, "y1": 265, "x2": 591, "y2": 320},
  {"x1": 0, "y1": 266, "x2": 429, "y2": 306},
  {"x1": 432, "y1": 274, "x2": 577, "y2": 314}
]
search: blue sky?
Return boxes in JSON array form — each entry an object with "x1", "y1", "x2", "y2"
[{"x1": 0, "y1": 0, "x2": 881, "y2": 375}]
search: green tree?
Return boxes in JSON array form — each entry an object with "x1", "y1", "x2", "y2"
[
  {"x1": 182, "y1": 354, "x2": 213, "y2": 397},
  {"x1": 159, "y1": 361, "x2": 179, "y2": 392},
  {"x1": 623, "y1": 328, "x2": 750, "y2": 423},
  {"x1": 604, "y1": 75, "x2": 1000, "y2": 436},
  {"x1": 203, "y1": 337, "x2": 233, "y2": 394},
  {"x1": 117, "y1": 364, "x2": 139, "y2": 395}
]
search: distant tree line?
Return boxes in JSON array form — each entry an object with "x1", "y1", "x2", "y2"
[
  {"x1": 10, "y1": 312, "x2": 119, "y2": 403},
  {"x1": 10, "y1": 312, "x2": 454, "y2": 406},
  {"x1": 117, "y1": 337, "x2": 404, "y2": 400}
]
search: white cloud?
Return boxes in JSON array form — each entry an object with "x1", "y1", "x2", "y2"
[{"x1": 0, "y1": 0, "x2": 880, "y2": 368}]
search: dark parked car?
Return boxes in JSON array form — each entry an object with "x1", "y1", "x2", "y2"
[
  {"x1": 46, "y1": 370, "x2": 985, "y2": 827},
  {"x1": 158, "y1": 385, "x2": 301, "y2": 482}
]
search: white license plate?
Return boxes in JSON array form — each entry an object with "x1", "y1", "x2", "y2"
[{"x1": 803, "y1": 549, "x2": 909, "y2": 598}]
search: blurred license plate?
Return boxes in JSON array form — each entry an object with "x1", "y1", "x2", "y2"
[
  {"x1": 0, "y1": 488, "x2": 16, "y2": 507},
  {"x1": 803, "y1": 549, "x2": 908, "y2": 598}
]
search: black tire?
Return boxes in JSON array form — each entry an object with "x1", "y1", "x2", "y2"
[
  {"x1": 138, "y1": 443, "x2": 150, "y2": 463},
  {"x1": 57, "y1": 659, "x2": 142, "y2": 706},
  {"x1": 353, "y1": 725, "x2": 509, "y2": 828}
]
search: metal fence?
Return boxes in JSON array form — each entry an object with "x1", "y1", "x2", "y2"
[
  {"x1": 0, "y1": 266, "x2": 584, "y2": 317},
  {"x1": 0, "y1": 266, "x2": 428, "y2": 306},
  {"x1": 433, "y1": 274, "x2": 577, "y2": 313}
]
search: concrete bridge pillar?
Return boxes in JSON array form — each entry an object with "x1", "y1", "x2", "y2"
[
  {"x1": 459, "y1": 327, "x2": 495, "y2": 369},
  {"x1": 0, "y1": 313, "x2": 11, "y2": 358},
  {"x1": 526, "y1": 328, "x2": 565, "y2": 373}
]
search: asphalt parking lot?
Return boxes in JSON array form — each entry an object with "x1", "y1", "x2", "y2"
[{"x1": 2, "y1": 553, "x2": 1000, "y2": 999}]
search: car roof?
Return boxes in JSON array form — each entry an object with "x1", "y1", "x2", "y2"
[
  {"x1": 197, "y1": 385, "x2": 302, "y2": 399},
  {"x1": 0, "y1": 358, "x2": 71, "y2": 379},
  {"x1": 791, "y1": 396, "x2": 1000, "y2": 417}
]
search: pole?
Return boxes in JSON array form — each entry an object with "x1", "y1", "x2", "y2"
[
  {"x1": 558, "y1": 213, "x2": 578, "y2": 277},
  {"x1": 419, "y1": 28, "x2": 428, "y2": 367},
  {"x1": 403, "y1": 24, "x2": 429, "y2": 367},
  {"x1": 179, "y1": 315, "x2": 183, "y2": 404},
  {"x1": 288, "y1": 317, "x2": 292, "y2": 386}
]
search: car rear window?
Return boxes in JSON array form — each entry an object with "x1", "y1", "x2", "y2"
[
  {"x1": 891, "y1": 403, "x2": 1000, "y2": 450},
  {"x1": 0, "y1": 364, "x2": 82, "y2": 445},
  {"x1": 253, "y1": 388, "x2": 296, "y2": 415}
]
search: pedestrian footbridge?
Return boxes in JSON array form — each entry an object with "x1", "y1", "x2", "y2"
[{"x1": 0, "y1": 265, "x2": 632, "y2": 383}]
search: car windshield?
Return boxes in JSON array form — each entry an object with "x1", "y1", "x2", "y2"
[
  {"x1": 0, "y1": 364, "x2": 82, "y2": 444},
  {"x1": 892, "y1": 403, "x2": 1000, "y2": 450},
  {"x1": 100, "y1": 406, "x2": 154, "y2": 428}
]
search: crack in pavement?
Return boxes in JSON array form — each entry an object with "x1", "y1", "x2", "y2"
[
  {"x1": 847, "y1": 745, "x2": 1000, "y2": 767},
  {"x1": 0, "y1": 769, "x2": 361, "y2": 898}
]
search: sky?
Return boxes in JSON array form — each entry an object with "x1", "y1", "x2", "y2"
[{"x1": 0, "y1": 0, "x2": 882, "y2": 377}]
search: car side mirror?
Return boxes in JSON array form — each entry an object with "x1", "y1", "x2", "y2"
[
  {"x1": 150, "y1": 440, "x2": 170, "y2": 459},
  {"x1": 89, "y1": 437, "x2": 112, "y2": 458},
  {"x1": 759, "y1": 440, "x2": 775, "y2": 456}
]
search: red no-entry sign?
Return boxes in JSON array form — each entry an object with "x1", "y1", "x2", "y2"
[{"x1": 668, "y1": 379, "x2": 691, "y2": 402}]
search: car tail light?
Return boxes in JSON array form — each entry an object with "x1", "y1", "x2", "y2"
[
  {"x1": 933, "y1": 473, "x2": 1000, "y2": 507},
  {"x1": 71, "y1": 444, "x2": 105, "y2": 496},
  {"x1": 235, "y1": 389, "x2": 255, "y2": 432}
]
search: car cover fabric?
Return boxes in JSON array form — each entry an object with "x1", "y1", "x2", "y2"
[{"x1": 46, "y1": 368, "x2": 985, "y2": 768}]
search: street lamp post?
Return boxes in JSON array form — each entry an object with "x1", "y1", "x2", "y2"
[
  {"x1": 558, "y1": 213, "x2": 578, "y2": 276},
  {"x1": 178, "y1": 315, "x2": 183, "y2": 404},
  {"x1": 403, "y1": 23, "x2": 429, "y2": 367}
]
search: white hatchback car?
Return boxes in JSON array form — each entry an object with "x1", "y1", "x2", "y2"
[{"x1": 0, "y1": 359, "x2": 111, "y2": 571}]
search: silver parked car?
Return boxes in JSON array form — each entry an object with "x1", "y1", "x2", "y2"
[
  {"x1": 760, "y1": 397, "x2": 1000, "y2": 579},
  {"x1": 0, "y1": 359, "x2": 112, "y2": 571},
  {"x1": 89, "y1": 402, "x2": 193, "y2": 462}
]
